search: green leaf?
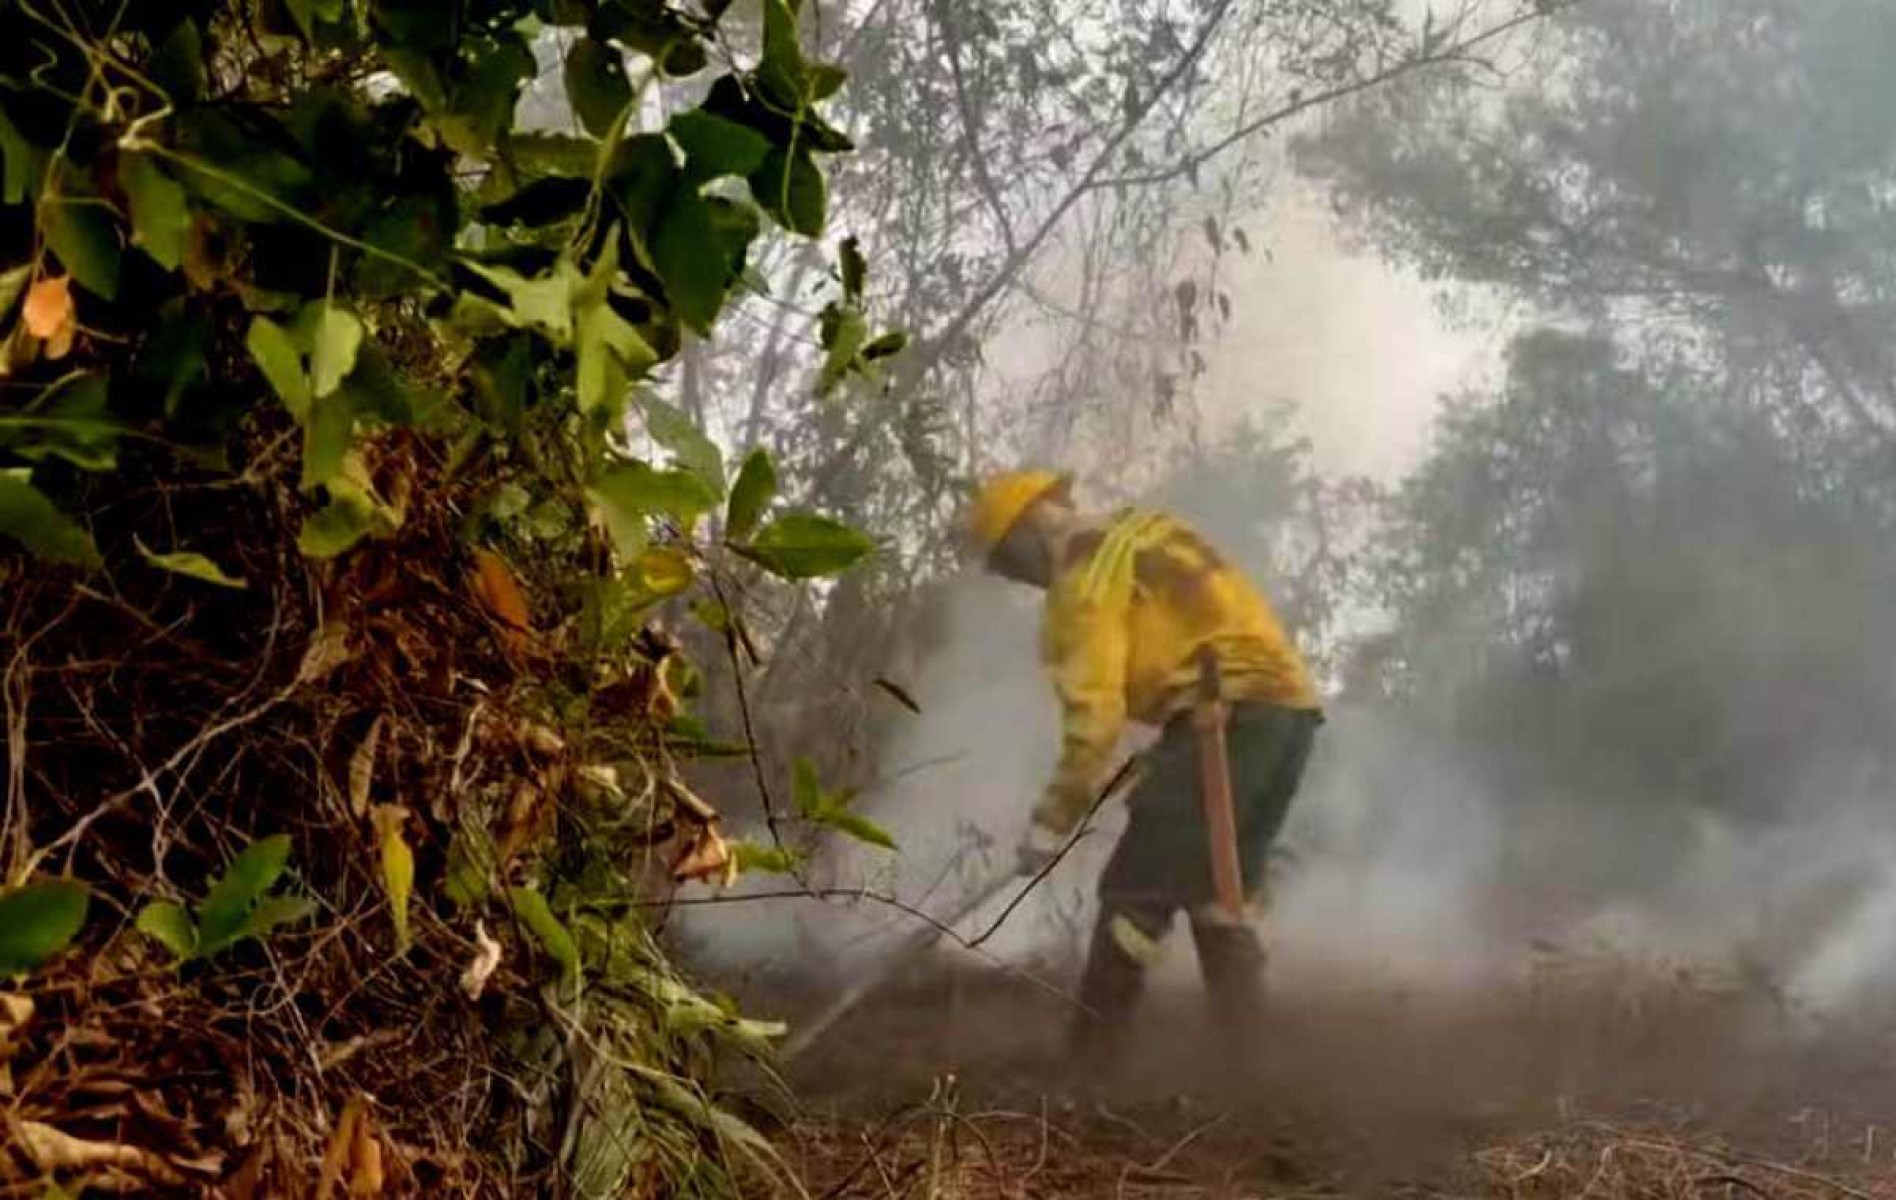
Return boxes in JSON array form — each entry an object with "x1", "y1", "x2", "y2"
[
  {"x1": 134, "y1": 300, "x2": 213, "y2": 418},
  {"x1": 0, "y1": 109, "x2": 46, "y2": 205},
  {"x1": 0, "y1": 264, "x2": 31, "y2": 318},
  {"x1": 332, "y1": 341, "x2": 415, "y2": 426},
  {"x1": 134, "y1": 901, "x2": 198, "y2": 962},
  {"x1": 442, "y1": 825, "x2": 495, "y2": 908},
  {"x1": 235, "y1": 895, "x2": 318, "y2": 946},
  {"x1": 636, "y1": 545, "x2": 695, "y2": 597},
  {"x1": 792, "y1": 758, "x2": 821, "y2": 818},
  {"x1": 462, "y1": 258, "x2": 578, "y2": 342},
  {"x1": 731, "y1": 841, "x2": 802, "y2": 875},
  {"x1": 506, "y1": 132, "x2": 599, "y2": 177},
  {"x1": 565, "y1": 36, "x2": 633, "y2": 138},
  {"x1": 724, "y1": 448, "x2": 776, "y2": 541},
  {"x1": 0, "y1": 879, "x2": 90, "y2": 976},
  {"x1": 0, "y1": 475, "x2": 99, "y2": 568},
  {"x1": 652, "y1": 192, "x2": 731, "y2": 332},
  {"x1": 669, "y1": 110, "x2": 771, "y2": 181},
  {"x1": 298, "y1": 484, "x2": 379, "y2": 558},
  {"x1": 286, "y1": 0, "x2": 345, "y2": 38},
  {"x1": 509, "y1": 886, "x2": 581, "y2": 987},
  {"x1": 818, "y1": 302, "x2": 868, "y2": 393},
  {"x1": 301, "y1": 391, "x2": 355, "y2": 490},
  {"x1": 735, "y1": 511, "x2": 874, "y2": 579},
  {"x1": 861, "y1": 330, "x2": 909, "y2": 361},
  {"x1": 10, "y1": 374, "x2": 119, "y2": 472},
  {"x1": 150, "y1": 19, "x2": 207, "y2": 102},
  {"x1": 573, "y1": 246, "x2": 657, "y2": 414},
  {"x1": 839, "y1": 236, "x2": 866, "y2": 303},
  {"x1": 750, "y1": 146, "x2": 827, "y2": 237},
  {"x1": 757, "y1": 0, "x2": 808, "y2": 109},
  {"x1": 43, "y1": 197, "x2": 122, "y2": 301},
  {"x1": 807, "y1": 62, "x2": 848, "y2": 101},
  {"x1": 440, "y1": 35, "x2": 536, "y2": 156},
  {"x1": 591, "y1": 460, "x2": 719, "y2": 538},
  {"x1": 247, "y1": 316, "x2": 312, "y2": 420},
  {"x1": 576, "y1": 301, "x2": 654, "y2": 416},
  {"x1": 663, "y1": 711, "x2": 750, "y2": 759},
  {"x1": 119, "y1": 153, "x2": 189, "y2": 271},
  {"x1": 135, "y1": 537, "x2": 248, "y2": 589},
  {"x1": 305, "y1": 303, "x2": 365, "y2": 399},
  {"x1": 196, "y1": 834, "x2": 294, "y2": 953},
  {"x1": 642, "y1": 397, "x2": 724, "y2": 493},
  {"x1": 821, "y1": 810, "x2": 896, "y2": 851}
]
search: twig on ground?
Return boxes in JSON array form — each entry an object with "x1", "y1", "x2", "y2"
[{"x1": 965, "y1": 755, "x2": 1140, "y2": 950}]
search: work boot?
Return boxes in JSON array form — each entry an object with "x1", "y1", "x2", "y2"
[
  {"x1": 1064, "y1": 910, "x2": 1158, "y2": 1087},
  {"x1": 1189, "y1": 913, "x2": 1267, "y2": 1080}
]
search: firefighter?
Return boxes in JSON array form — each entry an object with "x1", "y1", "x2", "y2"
[{"x1": 966, "y1": 469, "x2": 1323, "y2": 1070}]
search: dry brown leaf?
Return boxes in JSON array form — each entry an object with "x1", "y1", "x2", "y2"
[
  {"x1": 298, "y1": 617, "x2": 354, "y2": 685},
  {"x1": 23, "y1": 273, "x2": 73, "y2": 339},
  {"x1": 670, "y1": 823, "x2": 732, "y2": 885},
  {"x1": 517, "y1": 721, "x2": 564, "y2": 760},
  {"x1": 348, "y1": 713, "x2": 385, "y2": 819},
  {"x1": 226, "y1": 1142, "x2": 268, "y2": 1200},
  {"x1": 349, "y1": 1106, "x2": 385, "y2": 1197},
  {"x1": 460, "y1": 919, "x2": 502, "y2": 1001},
  {"x1": 315, "y1": 1096, "x2": 365, "y2": 1200},
  {"x1": 494, "y1": 780, "x2": 547, "y2": 867},
  {"x1": 660, "y1": 773, "x2": 719, "y2": 825},
  {"x1": 469, "y1": 548, "x2": 532, "y2": 652},
  {"x1": 12, "y1": 1118, "x2": 183, "y2": 1186},
  {"x1": 0, "y1": 993, "x2": 32, "y2": 1062},
  {"x1": 0, "y1": 993, "x2": 24, "y2": 1095}
]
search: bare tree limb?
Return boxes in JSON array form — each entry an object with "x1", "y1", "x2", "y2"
[
  {"x1": 1094, "y1": 1, "x2": 1582, "y2": 193},
  {"x1": 929, "y1": 0, "x2": 1018, "y2": 255}
]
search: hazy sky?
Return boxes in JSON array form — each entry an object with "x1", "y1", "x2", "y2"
[{"x1": 1202, "y1": 182, "x2": 1506, "y2": 483}]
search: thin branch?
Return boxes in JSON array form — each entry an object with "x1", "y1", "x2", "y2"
[
  {"x1": 910, "y1": 0, "x2": 1240, "y2": 373},
  {"x1": 964, "y1": 754, "x2": 1139, "y2": 950},
  {"x1": 709, "y1": 572, "x2": 797, "y2": 866},
  {"x1": 1095, "y1": 1, "x2": 1582, "y2": 193},
  {"x1": 929, "y1": 0, "x2": 1017, "y2": 254}
]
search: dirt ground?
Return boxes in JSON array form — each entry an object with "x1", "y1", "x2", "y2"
[{"x1": 745, "y1": 952, "x2": 1896, "y2": 1198}]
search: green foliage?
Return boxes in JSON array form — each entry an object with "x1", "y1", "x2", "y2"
[
  {"x1": 0, "y1": 0, "x2": 889, "y2": 598},
  {"x1": 0, "y1": 2, "x2": 903, "y2": 1191},
  {"x1": 0, "y1": 473, "x2": 98, "y2": 567},
  {"x1": 724, "y1": 449, "x2": 777, "y2": 540},
  {"x1": 791, "y1": 758, "x2": 895, "y2": 850},
  {"x1": 732, "y1": 512, "x2": 876, "y2": 579},
  {"x1": 564, "y1": 37, "x2": 634, "y2": 138},
  {"x1": 135, "y1": 537, "x2": 247, "y2": 589},
  {"x1": 135, "y1": 835, "x2": 316, "y2": 962},
  {"x1": 510, "y1": 886, "x2": 582, "y2": 989},
  {"x1": 731, "y1": 840, "x2": 803, "y2": 875},
  {"x1": 0, "y1": 878, "x2": 89, "y2": 977},
  {"x1": 119, "y1": 154, "x2": 190, "y2": 271},
  {"x1": 42, "y1": 195, "x2": 120, "y2": 301}
]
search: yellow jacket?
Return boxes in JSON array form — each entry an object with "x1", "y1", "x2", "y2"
[{"x1": 1035, "y1": 508, "x2": 1319, "y2": 834}]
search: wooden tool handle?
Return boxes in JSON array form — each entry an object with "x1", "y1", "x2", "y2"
[{"x1": 1193, "y1": 646, "x2": 1245, "y2": 921}]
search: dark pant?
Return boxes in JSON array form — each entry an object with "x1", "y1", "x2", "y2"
[{"x1": 1070, "y1": 702, "x2": 1320, "y2": 1066}]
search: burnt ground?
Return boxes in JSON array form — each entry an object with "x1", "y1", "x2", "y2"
[{"x1": 736, "y1": 953, "x2": 1896, "y2": 1198}]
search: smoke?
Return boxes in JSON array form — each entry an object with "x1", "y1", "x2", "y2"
[{"x1": 683, "y1": 496, "x2": 1896, "y2": 1031}]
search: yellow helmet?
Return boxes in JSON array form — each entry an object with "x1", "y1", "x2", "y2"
[{"x1": 966, "y1": 469, "x2": 1071, "y2": 558}]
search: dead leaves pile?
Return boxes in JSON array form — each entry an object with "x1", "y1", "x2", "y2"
[{"x1": 1, "y1": 995, "x2": 226, "y2": 1193}]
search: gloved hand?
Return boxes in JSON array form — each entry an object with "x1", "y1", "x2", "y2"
[{"x1": 1016, "y1": 822, "x2": 1066, "y2": 877}]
